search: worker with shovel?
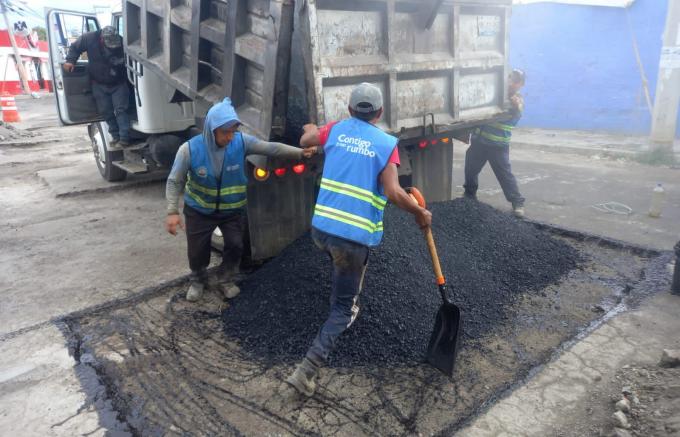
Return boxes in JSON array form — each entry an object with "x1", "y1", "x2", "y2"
[
  {"x1": 289, "y1": 83, "x2": 432, "y2": 396},
  {"x1": 165, "y1": 97, "x2": 316, "y2": 302}
]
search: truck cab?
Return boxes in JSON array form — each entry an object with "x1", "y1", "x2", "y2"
[{"x1": 46, "y1": 8, "x2": 203, "y2": 182}]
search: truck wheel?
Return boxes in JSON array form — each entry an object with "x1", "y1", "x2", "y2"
[{"x1": 90, "y1": 122, "x2": 127, "y2": 182}]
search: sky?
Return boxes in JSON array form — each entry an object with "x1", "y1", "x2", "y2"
[{"x1": 5, "y1": 0, "x2": 112, "y2": 30}]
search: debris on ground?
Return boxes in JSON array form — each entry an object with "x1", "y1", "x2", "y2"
[
  {"x1": 223, "y1": 198, "x2": 580, "y2": 366},
  {"x1": 0, "y1": 120, "x2": 35, "y2": 141},
  {"x1": 659, "y1": 349, "x2": 680, "y2": 368}
]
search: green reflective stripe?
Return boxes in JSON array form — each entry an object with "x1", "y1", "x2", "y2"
[
  {"x1": 187, "y1": 176, "x2": 246, "y2": 196},
  {"x1": 488, "y1": 122, "x2": 514, "y2": 132},
  {"x1": 314, "y1": 204, "x2": 383, "y2": 233},
  {"x1": 479, "y1": 130, "x2": 510, "y2": 144},
  {"x1": 320, "y1": 178, "x2": 387, "y2": 210},
  {"x1": 186, "y1": 186, "x2": 247, "y2": 210}
]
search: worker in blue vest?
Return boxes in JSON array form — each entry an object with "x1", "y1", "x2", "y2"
[
  {"x1": 165, "y1": 97, "x2": 316, "y2": 302},
  {"x1": 288, "y1": 83, "x2": 432, "y2": 396},
  {"x1": 464, "y1": 69, "x2": 526, "y2": 217}
]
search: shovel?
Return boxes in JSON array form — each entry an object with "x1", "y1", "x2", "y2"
[{"x1": 407, "y1": 187, "x2": 462, "y2": 377}]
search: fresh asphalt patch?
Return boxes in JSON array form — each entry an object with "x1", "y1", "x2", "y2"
[{"x1": 60, "y1": 199, "x2": 670, "y2": 435}]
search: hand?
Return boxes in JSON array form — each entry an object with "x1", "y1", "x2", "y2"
[
  {"x1": 302, "y1": 146, "x2": 317, "y2": 159},
  {"x1": 63, "y1": 62, "x2": 75, "y2": 73},
  {"x1": 510, "y1": 95, "x2": 522, "y2": 109},
  {"x1": 165, "y1": 214, "x2": 184, "y2": 236},
  {"x1": 415, "y1": 208, "x2": 432, "y2": 229}
]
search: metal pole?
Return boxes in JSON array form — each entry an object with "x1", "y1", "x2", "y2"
[
  {"x1": 0, "y1": 0, "x2": 30, "y2": 95},
  {"x1": 672, "y1": 240, "x2": 680, "y2": 295},
  {"x1": 650, "y1": 0, "x2": 680, "y2": 148}
]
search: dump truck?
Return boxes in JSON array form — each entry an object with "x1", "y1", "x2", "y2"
[{"x1": 46, "y1": 0, "x2": 513, "y2": 259}]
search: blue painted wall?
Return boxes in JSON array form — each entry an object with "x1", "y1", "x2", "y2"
[{"x1": 510, "y1": 0, "x2": 680, "y2": 137}]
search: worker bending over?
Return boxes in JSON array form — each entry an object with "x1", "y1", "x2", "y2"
[
  {"x1": 464, "y1": 69, "x2": 526, "y2": 218},
  {"x1": 165, "y1": 97, "x2": 315, "y2": 302},
  {"x1": 288, "y1": 83, "x2": 432, "y2": 396}
]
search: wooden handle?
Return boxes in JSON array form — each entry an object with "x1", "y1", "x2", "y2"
[{"x1": 424, "y1": 227, "x2": 446, "y2": 285}]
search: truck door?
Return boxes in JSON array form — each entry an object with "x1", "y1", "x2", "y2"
[{"x1": 46, "y1": 9, "x2": 103, "y2": 125}]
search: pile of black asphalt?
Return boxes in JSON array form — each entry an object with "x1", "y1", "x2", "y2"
[{"x1": 222, "y1": 198, "x2": 580, "y2": 367}]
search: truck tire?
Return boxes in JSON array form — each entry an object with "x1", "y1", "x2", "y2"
[{"x1": 90, "y1": 122, "x2": 127, "y2": 182}]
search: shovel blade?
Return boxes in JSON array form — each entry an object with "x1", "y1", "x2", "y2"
[{"x1": 426, "y1": 302, "x2": 462, "y2": 377}]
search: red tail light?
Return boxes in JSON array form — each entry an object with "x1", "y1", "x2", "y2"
[
  {"x1": 430, "y1": 139, "x2": 437, "y2": 145},
  {"x1": 418, "y1": 140, "x2": 427, "y2": 149},
  {"x1": 292, "y1": 163, "x2": 305, "y2": 174},
  {"x1": 274, "y1": 167, "x2": 287, "y2": 177}
]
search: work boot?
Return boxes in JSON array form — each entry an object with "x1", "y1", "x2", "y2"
[
  {"x1": 463, "y1": 191, "x2": 477, "y2": 201},
  {"x1": 286, "y1": 358, "x2": 319, "y2": 397},
  {"x1": 185, "y1": 281, "x2": 204, "y2": 302},
  {"x1": 220, "y1": 283, "x2": 241, "y2": 299},
  {"x1": 513, "y1": 205, "x2": 525, "y2": 219}
]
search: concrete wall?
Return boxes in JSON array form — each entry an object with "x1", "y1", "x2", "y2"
[{"x1": 510, "y1": 0, "x2": 680, "y2": 137}]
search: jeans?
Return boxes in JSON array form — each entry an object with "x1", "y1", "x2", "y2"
[
  {"x1": 92, "y1": 82, "x2": 130, "y2": 142},
  {"x1": 183, "y1": 206, "x2": 247, "y2": 284},
  {"x1": 463, "y1": 137, "x2": 525, "y2": 207},
  {"x1": 306, "y1": 228, "x2": 369, "y2": 366}
]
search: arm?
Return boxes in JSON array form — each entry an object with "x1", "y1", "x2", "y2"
[
  {"x1": 165, "y1": 143, "x2": 190, "y2": 235},
  {"x1": 64, "y1": 34, "x2": 88, "y2": 71},
  {"x1": 300, "y1": 124, "x2": 321, "y2": 148},
  {"x1": 243, "y1": 134, "x2": 305, "y2": 160},
  {"x1": 380, "y1": 163, "x2": 432, "y2": 228}
]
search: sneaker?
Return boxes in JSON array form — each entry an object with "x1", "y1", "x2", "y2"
[
  {"x1": 109, "y1": 137, "x2": 119, "y2": 146},
  {"x1": 513, "y1": 205, "x2": 525, "y2": 218},
  {"x1": 220, "y1": 283, "x2": 240, "y2": 299},
  {"x1": 186, "y1": 282, "x2": 204, "y2": 302},
  {"x1": 119, "y1": 139, "x2": 131, "y2": 147},
  {"x1": 286, "y1": 358, "x2": 319, "y2": 397}
]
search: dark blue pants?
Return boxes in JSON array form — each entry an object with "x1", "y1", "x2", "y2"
[
  {"x1": 183, "y1": 206, "x2": 246, "y2": 284},
  {"x1": 92, "y1": 82, "x2": 130, "y2": 142},
  {"x1": 306, "y1": 228, "x2": 369, "y2": 366},
  {"x1": 463, "y1": 138, "x2": 525, "y2": 207}
]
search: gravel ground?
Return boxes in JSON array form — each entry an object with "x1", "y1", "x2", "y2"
[{"x1": 222, "y1": 198, "x2": 580, "y2": 366}]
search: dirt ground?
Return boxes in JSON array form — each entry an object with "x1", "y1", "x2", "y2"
[{"x1": 1, "y1": 95, "x2": 679, "y2": 436}]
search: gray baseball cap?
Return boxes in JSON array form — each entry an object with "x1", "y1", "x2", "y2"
[
  {"x1": 349, "y1": 82, "x2": 383, "y2": 113},
  {"x1": 101, "y1": 26, "x2": 122, "y2": 49}
]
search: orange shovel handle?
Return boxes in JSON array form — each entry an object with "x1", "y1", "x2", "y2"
[{"x1": 407, "y1": 187, "x2": 445, "y2": 286}]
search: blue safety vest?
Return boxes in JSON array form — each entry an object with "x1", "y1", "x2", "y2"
[
  {"x1": 183, "y1": 133, "x2": 248, "y2": 215},
  {"x1": 312, "y1": 118, "x2": 397, "y2": 246}
]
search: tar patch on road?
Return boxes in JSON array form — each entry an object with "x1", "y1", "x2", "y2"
[{"x1": 62, "y1": 200, "x2": 664, "y2": 436}]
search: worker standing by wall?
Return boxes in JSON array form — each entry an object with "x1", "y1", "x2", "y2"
[
  {"x1": 289, "y1": 83, "x2": 432, "y2": 396},
  {"x1": 165, "y1": 97, "x2": 316, "y2": 302},
  {"x1": 463, "y1": 69, "x2": 527, "y2": 217},
  {"x1": 64, "y1": 26, "x2": 131, "y2": 146}
]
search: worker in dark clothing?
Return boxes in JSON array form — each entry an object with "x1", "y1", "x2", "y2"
[
  {"x1": 64, "y1": 26, "x2": 131, "y2": 146},
  {"x1": 165, "y1": 97, "x2": 316, "y2": 302},
  {"x1": 463, "y1": 69, "x2": 527, "y2": 218},
  {"x1": 289, "y1": 83, "x2": 432, "y2": 396}
]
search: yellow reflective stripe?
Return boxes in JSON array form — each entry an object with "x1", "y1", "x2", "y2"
[
  {"x1": 187, "y1": 175, "x2": 246, "y2": 197},
  {"x1": 320, "y1": 178, "x2": 387, "y2": 210},
  {"x1": 314, "y1": 204, "x2": 383, "y2": 233},
  {"x1": 186, "y1": 187, "x2": 247, "y2": 210},
  {"x1": 488, "y1": 122, "x2": 514, "y2": 132},
  {"x1": 479, "y1": 130, "x2": 510, "y2": 143}
]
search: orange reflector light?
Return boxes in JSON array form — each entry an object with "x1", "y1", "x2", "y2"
[
  {"x1": 292, "y1": 163, "x2": 305, "y2": 174},
  {"x1": 274, "y1": 167, "x2": 287, "y2": 177},
  {"x1": 441, "y1": 137, "x2": 450, "y2": 143},
  {"x1": 418, "y1": 140, "x2": 427, "y2": 149},
  {"x1": 254, "y1": 167, "x2": 269, "y2": 181}
]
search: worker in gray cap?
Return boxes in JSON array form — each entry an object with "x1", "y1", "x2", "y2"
[
  {"x1": 64, "y1": 26, "x2": 131, "y2": 146},
  {"x1": 289, "y1": 83, "x2": 432, "y2": 396}
]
